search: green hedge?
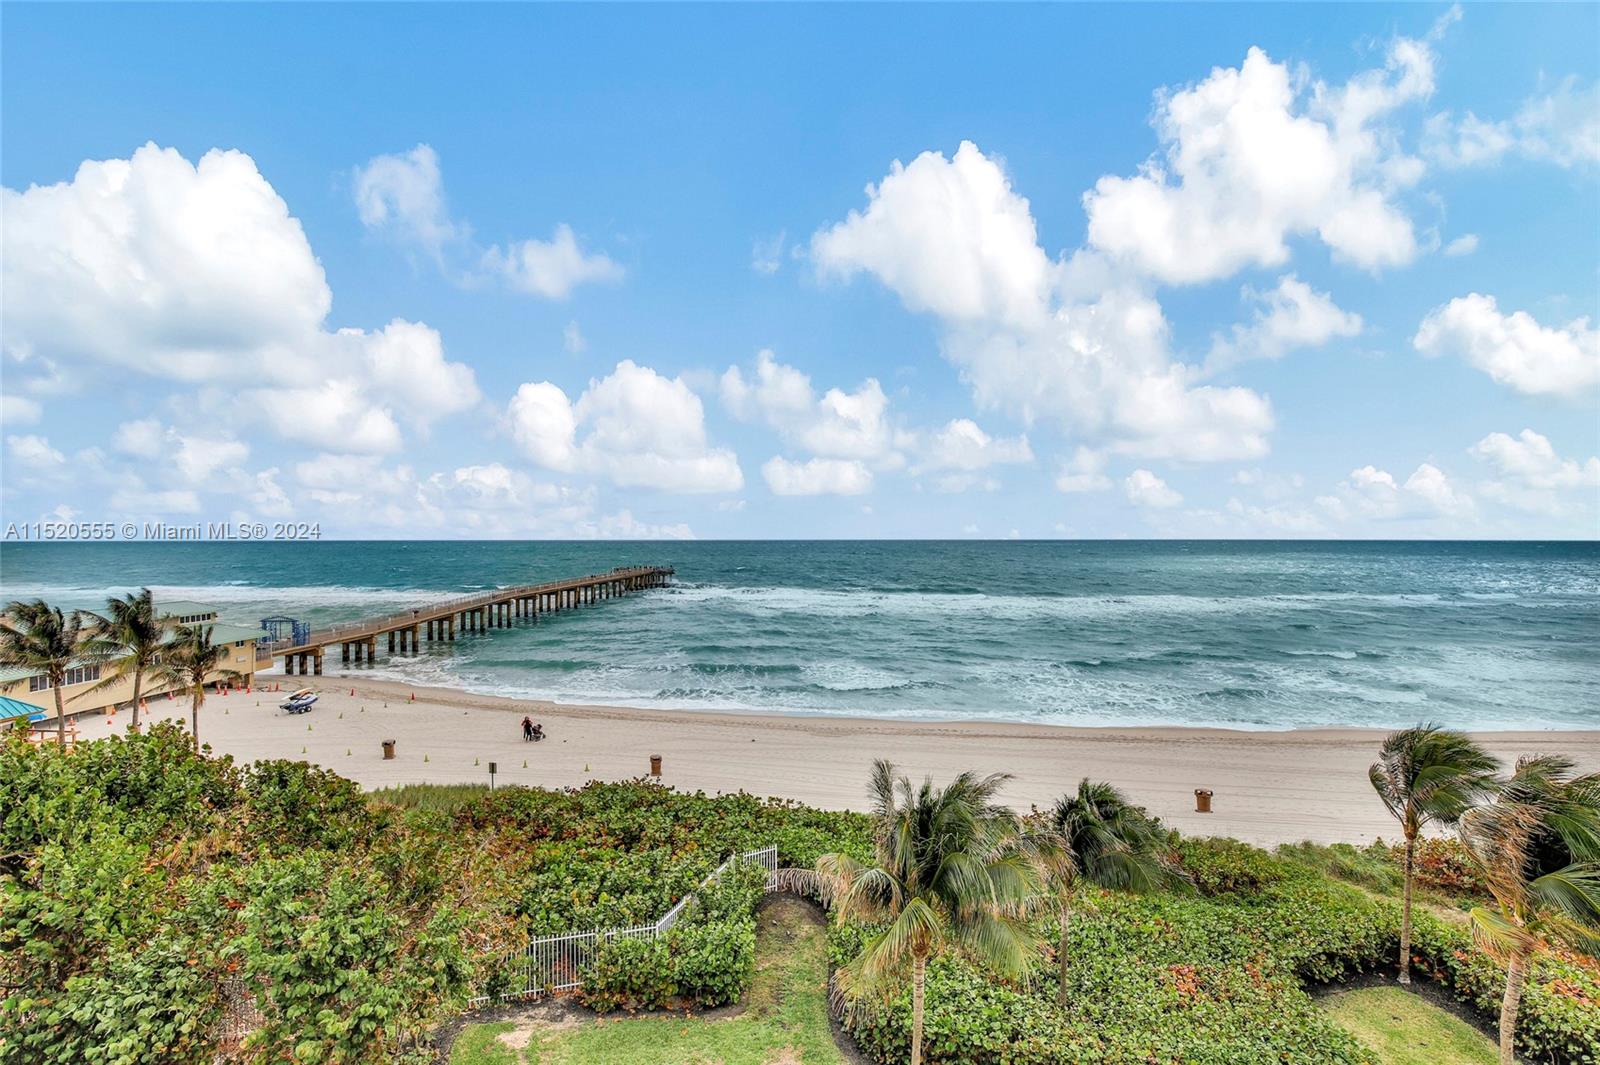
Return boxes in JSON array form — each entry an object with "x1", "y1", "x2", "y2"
[
  {"x1": 829, "y1": 861, "x2": 1382, "y2": 1064},
  {"x1": 1409, "y1": 912, "x2": 1600, "y2": 1064},
  {"x1": 449, "y1": 780, "x2": 870, "y2": 934},
  {"x1": 829, "y1": 837, "x2": 1598, "y2": 1064},
  {"x1": 577, "y1": 861, "x2": 768, "y2": 1012},
  {"x1": 0, "y1": 726, "x2": 507, "y2": 1065}
]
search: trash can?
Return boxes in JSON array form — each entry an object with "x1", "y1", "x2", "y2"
[
  {"x1": 1194, "y1": 788, "x2": 1213, "y2": 813},
  {"x1": 382, "y1": 740, "x2": 396, "y2": 760},
  {"x1": 649, "y1": 753, "x2": 662, "y2": 777}
]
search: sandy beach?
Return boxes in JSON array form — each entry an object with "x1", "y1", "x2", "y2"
[{"x1": 102, "y1": 675, "x2": 1600, "y2": 847}]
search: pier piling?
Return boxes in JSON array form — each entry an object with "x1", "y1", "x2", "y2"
[{"x1": 260, "y1": 566, "x2": 672, "y2": 674}]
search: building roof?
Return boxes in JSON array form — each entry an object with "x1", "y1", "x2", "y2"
[
  {"x1": 0, "y1": 694, "x2": 46, "y2": 721},
  {"x1": 205, "y1": 623, "x2": 264, "y2": 644},
  {"x1": 0, "y1": 622, "x2": 261, "y2": 685},
  {"x1": 158, "y1": 600, "x2": 220, "y2": 619}
]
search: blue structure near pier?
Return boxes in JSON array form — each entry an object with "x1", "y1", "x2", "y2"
[{"x1": 259, "y1": 616, "x2": 309, "y2": 646}]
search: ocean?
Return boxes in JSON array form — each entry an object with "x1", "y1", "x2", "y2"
[{"x1": 1, "y1": 540, "x2": 1596, "y2": 731}]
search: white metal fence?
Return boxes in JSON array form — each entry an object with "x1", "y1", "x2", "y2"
[{"x1": 470, "y1": 844, "x2": 778, "y2": 1006}]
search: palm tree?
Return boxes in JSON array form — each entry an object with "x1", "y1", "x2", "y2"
[
  {"x1": 1369, "y1": 724, "x2": 1500, "y2": 984},
  {"x1": 152, "y1": 624, "x2": 242, "y2": 745},
  {"x1": 811, "y1": 760, "x2": 1041, "y2": 1065},
  {"x1": 1458, "y1": 755, "x2": 1600, "y2": 1065},
  {"x1": 1036, "y1": 779, "x2": 1177, "y2": 1005},
  {"x1": 0, "y1": 600, "x2": 90, "y2": 748},
  {"x1": 79, "y1": 588, "x2": 165, "y2": 732}
]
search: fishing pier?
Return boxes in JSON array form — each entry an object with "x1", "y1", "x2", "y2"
[{"x1": 263, "y1": 566, "x2": 673, "y2": 676}]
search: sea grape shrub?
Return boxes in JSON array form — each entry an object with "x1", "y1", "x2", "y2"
[
  {"x1": 0, "y1": 729, "x2": 506, "y2": 1065},
  {"x1": 1176, "y1": 837, "x2": 1286, "y2": 897},
  {"x1": 1409, "y1": 913, "x2": 1600, "y2": 1064},
  {"x1": 684, "y1": 859, "x2": 769, "y2": 924},
  {"x1": 580, "y1": 935, "x2": 674, "y2": 1012},
  {"x1": 242, "y1": 758, "x2": 377, "y2": 853},
  {"x1": 0, "y1": 722, "x2": 238, "y2": 865},
  {"x1": 577, "y1": 860, "x2": 767, "y2": 1012},
  {"x1": 0, "y1": 826, "x2": 232, "y2": 1065},
  {"x1": 578, "y1": 920, "x2": 758, "y2": 1012},
  {"x1": 828, "y1": 849, "x2": 1383, "y2": 1065},
  {"x1": 442, "y1": 778, "x2": 870, "y2": 933},
  {"x1": 838, "y1": 953, "x2": 1084, "y2": 1065},
  {"x1": 666, "y1": 919, "x2": 757, "y2": 1007},
  {"x1": 0, "y1": 727, "x2": 243, "y2": 1064},
  {"x1": 1405, "y1": 837, "x2": 1486, "y2": 899},
  {"x1": 234, "y1": 852, "x2": 476, "y2": 1063},
  {"x1": 512, "y1": 843, "x2": 708, "y2": 934},
  {"x1": 452, "y1": 779, "x2": 870, "y2": 868}
]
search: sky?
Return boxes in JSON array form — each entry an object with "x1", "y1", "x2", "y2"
[{"x1": 1, "y1": 2, "x2": 1597, "y2": 541}]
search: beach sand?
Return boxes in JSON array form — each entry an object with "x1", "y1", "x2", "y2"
[{"x1": 104, "y1": 675, "x2": 1600, "y2": 847}]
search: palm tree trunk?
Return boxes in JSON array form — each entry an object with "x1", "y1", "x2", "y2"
[
  {"x1": 911, "y1": 952, "x2": 926, "y2": 1065},
  {"x1": 190, "y1": 685, "x2": 202, "y2": 743},
  {"x1": 1499, "y1": 951, "x2": 1526, "y2": 1065},
  {"x1": 129, "y1": 672, "x2": 143, "y2": 732},
  {"x1": 1399, "y1": 834, "x2": 1415, "y2": 984},
  {"x1": 1057, "y1": 903, "x2": 1071, "y2": 1006},
  {"x1": 53, "y1": 684, "x2": 67, "y2": 749}
]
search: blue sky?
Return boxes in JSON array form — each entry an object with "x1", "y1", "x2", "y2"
[{"x1": 2, "y1": 2, "x2": 1597, "y2": 539}]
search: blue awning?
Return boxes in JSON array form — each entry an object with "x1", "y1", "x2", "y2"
[{"x1": 0, "y1": 695, "x2": 47, "y2": 723}]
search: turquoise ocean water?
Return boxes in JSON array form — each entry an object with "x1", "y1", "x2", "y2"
[{"x1": 0, "y1": 540, "x2": 1595, "y2": 731}]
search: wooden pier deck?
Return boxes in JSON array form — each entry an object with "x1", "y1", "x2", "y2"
[{"x1": 264, "y1": 566, "x2": 673, "y2": 676}]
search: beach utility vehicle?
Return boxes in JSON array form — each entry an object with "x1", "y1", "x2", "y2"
[{"x1": 279, "y1": 688, "x2": 318, "y2": 715}]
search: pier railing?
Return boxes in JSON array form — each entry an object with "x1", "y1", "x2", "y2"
[
  {"x1": 258, "y1": 565, "x2": 671, "y2": 655},
  {"x1": 469, "y1": 844, "x2": 778, "y2": 1006}
]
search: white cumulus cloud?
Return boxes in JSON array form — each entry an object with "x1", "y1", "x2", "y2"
[
  {"x1": 0, "y1": 395, "x2": 42, "y2": 427},
  {"x1": 1414, "y1": 293, "x2": 1599, "y2": 396},
  {"x1": 1425, "y1": 77, "x2": 1600, "y2": 169},
  {"x1": 2, "y1": 144, "x2": 480, "y2": 454},
  {"x1": 352, "y1": 144, "x2": 460, "y2": 257},
  {"x1": 1055, "y1": 447, "x2": 1112, "y2": 493},
  {"x1": 1206, "y1": 274, "x2": 1363, "y2": 372},
  {"x1": 722, "y1": 350, "x2": 906, "y2": 491},
  {"x1": 481, "y1": 224, "x2": 624, "y2": 300},
  {"x1": 916, "y1": 418, "x2": 1033, "y2": 472},
  {"x1": 6, "y1": 434, "x2": 65, "y2": 471},
  {"x1": 1083, "y1": 37, "x2": 1434, "y2": 283},
  {"x1": 811, "y1": 142, "x2": 1274, "y2": 462},
  {"x1": 508, "y1": 360, "x2": 742, "y2": 493},
  {"x1": 1470, "y1": 429, "x2": 1600, "y2": 489},
  {"x1": 1124, "y1": 468, "x2": 1182, "y2": 508},
  {"x1": 354, "y1": 144, "x2": 623, "y2": 300},
  {"x1": 761, "y1": 456, "x2": 873, "y2": 496},
  {"x1": 1338, "y1": 461, "x2": 1474, "y2": 519}
]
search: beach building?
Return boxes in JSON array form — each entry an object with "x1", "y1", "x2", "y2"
[{"x1": 0, "y1": 600, "x2": 261, "y2": 723}]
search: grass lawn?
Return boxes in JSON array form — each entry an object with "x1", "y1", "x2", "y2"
[
  {"x1": 1323, "y1": 986, "x2": 1497, "y2": 1065},
  {"x1": 450, "y1": 896, "x2": 846, "y2": 1065}
]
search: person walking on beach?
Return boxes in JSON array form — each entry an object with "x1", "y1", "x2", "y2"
[{"x1": 521, "y1": 715, "x2": 534, "y2": 742}]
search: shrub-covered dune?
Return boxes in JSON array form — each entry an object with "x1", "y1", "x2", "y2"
[{"x1": 2, "y1": 727, "x2": 1595, "y2": 1064}]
